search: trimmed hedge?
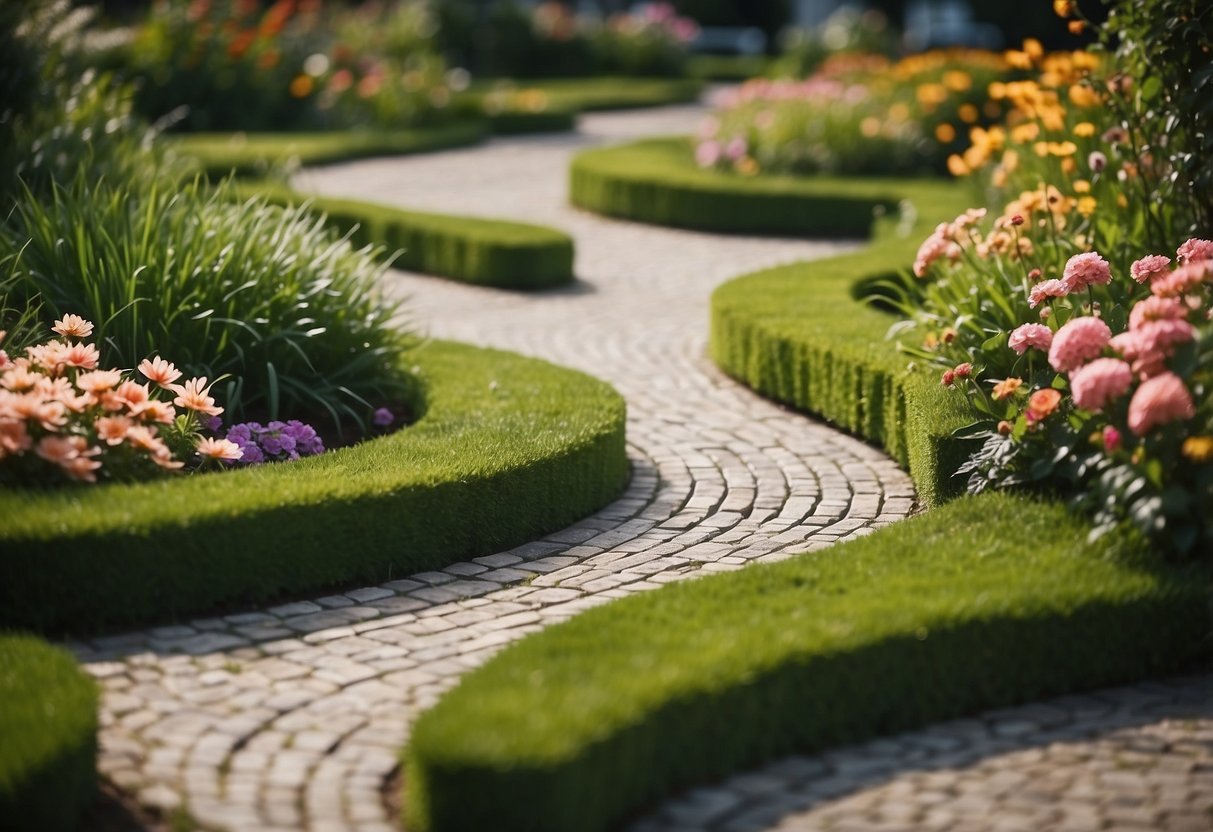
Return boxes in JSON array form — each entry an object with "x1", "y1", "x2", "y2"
[
  {"x1": 570, "y1": 137, "x2": 939, "y2": 236},
  {"x1": 405, "y1": 493, "x2": 1213, "y2": 832},
  {"x1": 0, "y1": 340, "x2": 628, "y2": 633},
  {"x1": 465, "y1": 76, "x2": 703, "y2": 116},
  {"x1": 239, "y1": 182, "x2": 576, "y2": 289},
  {"x1": 170, "y1": 121, "x2": 489, "y2": 180},
  {"x1": 0, "y1": 635, "x2": 98, "y2": 832}
]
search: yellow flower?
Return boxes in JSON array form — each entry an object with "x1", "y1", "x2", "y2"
[
  {"x1": 1053, "y1": 0, "x2": 1074, "y2": 17},
  {"x1": 947, "y1": 154, "x2": 970, "y2": 177},
  {"x1": 1012, "y1": 122, "x2": 1040, "y2": 144},
  {"x1": 935, "y1": 123, "x2": 956, "y2": 143},
  {"x1": 860, "y1": 117, "x2": 881, "y2": 138},
  {"x1": 958, "y1": 103, "x2": 978, "y2": 123},
  {"x1": 1024, "y1": 39, "x2": 1044, "y2": 60},
  {"x1": 289, "y1": 74, "x2": 313, "y2": 98},
  {"x1": 1048, "y1": 141, "x2": 1078, "y2": 157},
  {"x1": 1073, "y1": 179, "x2": 1091, "y2": 193},
  {"x1": 1077, "y1": 196, "x2": 1097, "y2": 216},
  {"x1": 943, "y1": 70, "x2": 972, "y2": 92},
  {"x1": 1074, "y1": 122, "x2": 1096, "y2": 137},
  {"x1": 1069, "y1": 85, "x2": 1101, "y2": 108},
  {"x1": 735, "y1": 157, "x2": 759, "y2": 176},
  {"x1": 1182, "y1": 436, "x2": 1213, "y2": 462}
]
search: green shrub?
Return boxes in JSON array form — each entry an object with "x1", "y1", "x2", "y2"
[
  {"x1": 0, "y1": 634, "x2": 98, "y2": 832},
  {"x1": 0, "y1": 173, "x2": 410, "y2": 429},
  {"x1": 0, "y1": 340, "x2": 628, "y2": 633},
  {"x1": 241, "y1": 183, "x2": 575, "y2": 289},
  {"x1": 405, "y1": 493, "x2": 1213, "y2": 832}
]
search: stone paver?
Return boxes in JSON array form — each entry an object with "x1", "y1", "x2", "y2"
[
  {"x1": 70, "y1": 102, "x2": 1212, "y2": 831},
  {"x1": 629, "y1": 675, "x2": 1213, "y2": 832}
]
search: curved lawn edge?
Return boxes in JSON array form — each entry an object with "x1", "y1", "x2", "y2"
[
  {"x1": 169, "y1": 120, "x2": 490, "y2": 180},
  {"x1": 569, "y1": 137, "x2": 937, "y2": 236},
  {"x1": 404, "y1": 493, "x2": 1213, "y2": 832},
  {"x1": 0, "y1": 340, "x2": 628, "y2": 634},
  {"x1": 0, "y1": 635, "x2": 98, "y2": 832},
  {"x1": 240, "y1": 181, "x2": 576, "y2": 289},
  {"x1": 466, "y1": 77, "x2": 703, "y2": 115}
]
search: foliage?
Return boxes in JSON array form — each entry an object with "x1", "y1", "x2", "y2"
[
  {"x1": 0, "y1": 173, "x2": 411, "y2": 432},
  {"x1": 774, "y1": 6, "x2": 897, "y2": 78},
  {"x1": 697, "y1": 50, "x2": 1011, "y2": 177},
  {"x1": 0, "y1": 634, "x2": 98, "y2": 832},
  {"x1": 405, "y1": 491, "x2": 1212, "y2": 832},
  {"x1": 0, "y1": 340, "x2": 629, "y2": 633}
]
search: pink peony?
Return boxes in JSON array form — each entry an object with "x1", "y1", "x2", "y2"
[
  {"x1": 1127, "y1": 372, "x2": 1195, "y2": 435},
  {"x1": 913, "y1": 223, "x2": 952, "y2": 277},
  {"x1": 1048, "y1": 316, "x2": 1111, "y2": 372},
  {"x1": 1061, "y1": 251, "x2": 1113, "y2": 293},
  {"x1": 1115, "y1": 318, "x2": 1198, "y2": 377},
  {"x1": 1176, "y1": 237, "x2": 1213, "y2": 264},
  {"x1": 1129, "y1": 254, "x2": 1170, "y2": 284},
  {"x1": 1008, "y1": 323, "x2": 1054, "y2": 355},
  {"x1": 1151, "y1": 260, "x2": 1211, "y2": 297},
  {"x1": 1028, "y1": 279, "x2": 1068, "y2": 308},
  {"x1": 1102, "y1": 425, "x2": 1121, "y2": 453},
  {"x1": 1069, "y1": 358, "x2": 1132, "y2": 411},
  {"x1": 1129, "y1": 295, "x2": 1188, "y2": 330}
]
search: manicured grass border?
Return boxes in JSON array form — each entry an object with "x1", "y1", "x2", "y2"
[
  {"x1": 238, "y1": 182, "x2": 576, "y2": 289},
  {"x1": 570, "y1": 137, "x2": 932, "y2": 236},
  {"x1": 0, "y1": 635, "x2": 98, "y2": 832},
  {"x1": 405, "y1": 493, "x2": 1212, "y2": 832},
  {"x1": 465, "y1": 76, "x2": 703, "y2": 115},
  {"x1": 169, "y1": 121, "x2": 490, "y2": 181},
  {"x1": 0, "y1": 340, "x2": 628, "y2": 634}
]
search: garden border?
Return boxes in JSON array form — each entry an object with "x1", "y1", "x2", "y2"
[
  {"x1": 0, "y1": 635, "x2": 98, "y2": 832},
  {"x1": 0, "y1": 340, "x2": 628, "y2": 633},
  {"x1": 401, "y1": 151, "x2": 1213, "y2": 831}
]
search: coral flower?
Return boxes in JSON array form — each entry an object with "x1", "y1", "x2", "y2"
[
  {"x1": 1129, "y1": 296, "x2": 1187, "y2": 330},
  {"x1": 95, "y1": 415, "x2": 133, "y2": 445},
  {"x1": 1127, "y1": 372, "x2": 1195, "y2": 435},
  {"x1": 51, "y1": 314, "x2": 94, "y2": 339},
  {"x1": 1048, "y1": 316, "x2": 1111, "y2": 372},
  {"x1": 1129, "y1": 255, "x2": 1171, "y2": 284},
  {"x1": 1008, "y1": 323, "x2": 1053, "y2": 355},
  {"x1": 138, "y1": 356, "x2": 183, "y2": 388},
  {"x1": 914, "y1": 222, "x2": 953, "y2": 277},
  {"x1": 1061, "y1": 251, "x2": 1113, "y2": 293},
  {"x1": 1028, "y1": 279, "x2": 1068, "y2": 308},
  {"x1": 1026, "y1": 388, "x2": 1062, "y2": 423},
  {"x1": 62, "y1": 454, "x2": 103, "y2": 482},
  {"x1": 73, "y1": 369, "x2": 123, "y2": 394},
  {"x1": 34, "y1": 434, "x2": 87, "y2": 464},
  {"x1": 1069, "y1": 358, "x2": 1133, "y2": 412},
  {"x1": 1150, "y1": 260, "x2": 1211, "y2": 298},
  {"x1": 61, "y1": 342, "x2": 100, "y2": 370},
  {"x1": 173, "y1": 377, "x2": 223, "y2": 417},
  {"x1": 992, "y1": 377, "x2": 1023, "y2": 400},
  {"x1": 132, "y1": 400, "x2": 176, "y2": 424},
  {"x1": 197, "y1": 437, "x2": 244, "y2": 461},
  {"x1": 116, "y1": 380, "x2": 151, "y2": 408},
  {"x1": 1, "y1": 366, "x2": 43, "y2": 392},
  {"x1": 0, "y1": 419, "x2": 32, "y2": 456}
]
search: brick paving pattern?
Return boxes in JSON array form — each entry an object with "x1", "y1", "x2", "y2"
[{"x1": 70, "y1": 103, "x2": 1213, "y2": 831}]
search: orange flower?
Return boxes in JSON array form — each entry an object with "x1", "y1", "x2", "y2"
[
  {"x1": 132, "y1": 400, "x2": 176, "y2": 424},
  {"x1": 61, "y1": 342, "x2": 100, "y2": 370},
  {"x1": 95, "y1": 415, "x2": 133, "y2": 445},
  {"x1": 1182, "y1": 436, "x2": 1213, "y2": 462},
  {"x1": 138, "y1": 356, "x2": 183, "y2": 388},
  {"x1": 172, "y1": 377, "x2": 223, "y2": 417},
  {"x1": 74, "y1": 369, "x2": 122, "y2": 394},
  {"x1": 197, "y1": 437, "x2": 244, "y2": 461},
  {"x1": 992, "y1": 377, "x2": 1023, "y2": 400},
  {"x1": 1026, "y1": 388, "x2": 1062, "y2": 422},
  {"x1": 116, "y1": 380, "x2": 151, "y2": 409},
  {"x1": 0, "y1": 419, "x2": 32, "y2": 456},
  {"x1": 52, "y1": 314, "x2": 94, "y2": 339}
]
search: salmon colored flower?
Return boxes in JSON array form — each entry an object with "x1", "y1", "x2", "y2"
[
  {"x1": 173, "y1": 377, "x2": 223, "y2": 417},
  {"x1": 1127, "y1": 372, "x2": 1195, "y2": 436},
  {"x1": 0, "y1": 419, "x2": 32, "y2": 456},
  {"x1": 992, "y1": 377, "x2": 1023, "y2": 400},
  {"x1": 1026, "y1": 388, "x2": 1062, "y2": 423},
  {"x1": 1, "y1": 366, "x2": 43, "y2": 392},
  {"x1": 196, "y1": 437, "x2": 244, "y2": 461},
  {"x1": 51, "y1": 314, "x2": 94, "y2": 339},
  {"x1": 132, "y1": 400, "x2": 176, "y2": 424},
  {"x1": 74, "y1": 369, "x2": 123, "y2": 394},
  {"x1": 116, "y1": 381, "x2": 151, "y2": 408},
  {"x1": 95, "y1": 415, "x2": 133, "y2": 445},
  {"x1": 59, "y1": 342, "x2": 100, "y2": 370},
  {"x1": 138, "y1": 356, "x2": 183, "y2": 388}
]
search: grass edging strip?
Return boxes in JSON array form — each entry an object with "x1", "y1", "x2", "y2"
[
  {"x1": 404, "y1": 492, "x2": 1213, "y2": 832},
  {"x1": 169, "y1": 121, "x2": 490, "y2": 180},
  {"x1": 0, "y1": 340, "x2": 628, "y2": 634},
  {"x1": 238, "y1": 181, "x2": 576, "y2": 289},
  {"x1": 0, "y1": 634, "x2": 98, "y2": 832}
]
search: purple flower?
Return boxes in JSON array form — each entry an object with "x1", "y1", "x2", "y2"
[
  {"x1": 203, "y1": 415, "x2": 224, "y2": 433},
  {"x1": 372, "y1": 407, "x2": 394, "y2": 427}
]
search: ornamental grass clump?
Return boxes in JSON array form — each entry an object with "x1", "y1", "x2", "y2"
[
  {"x1": 0, "y1": 315, "x2": 244, "y2": 485},
  {"x1": 0, "y1": 172, "x2": 412, "y2": 432}
]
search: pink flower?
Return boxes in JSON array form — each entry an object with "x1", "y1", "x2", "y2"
[
  {"x1": 197, "y1": 436, "x2": 243, "y2": 461},
  {"x1": 0, "y1": 419, "x2": 32, "y2": 456},
  {"x1": 138, "y1": 356, "x2": 183, "y2": 388},
  {"x1": 1048, "y1": 316, "x2": 1111, "y2": 372},
  {"x1": 1028, "y1": 279, "x2": 1068, "y2": 308},
  {"x1": 1128, "y1": 296, "x2": 1187, "y2": 331},
  {"x1": 1151, "y1": 260, "x2": 1211, "y2": 297},
  {"x1": 1114, "y1": 319, "x2": 1198, "y2": 377},
  {"x1": 1176, "y1": 237, "x2": 1213, "y2": 264},
  {"x1": 1127, "y1": 372, "x2": 1195, "y2": 435},
  {"x1": 1008, "y1": 323, "x2": 1054, "y2": 355},
  {"x1": 51, "y1": 314, "x2": 94, "y2": 339},
  {"x1": 694, "y1": 140, "x2": 721, "y2": 167},
  {"x1": 1129, "y1": 254, "x2": 1170, "y2": 284},
  {"x1": 1069, "y1": 358, "x2": 1132, "y2": 411},
  {"x1": 914, "y1": 223, "x2": 952, "y2": 277},
  {"x1": 172, "y1": 377, "x2": 223, "y2": 417},
  {"x1": 1102, "y1": 425, "x2": 1121, "y2": 453},
  {"x1": 725, "y1": 136, "x2": 747, "y2": 161},
  {"x1": 954, "y1": 362, "x2": 973, "y2": 378},
  {"x1": 1061, "y1": 251, "x2": 1113, "y2": 293},
  {"x1": 941, "y1": 369, "x2": 956, "y2": 386}
]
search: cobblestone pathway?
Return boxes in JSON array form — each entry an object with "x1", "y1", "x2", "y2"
[{"x1": 73, "y1": 105, "x2": 1212, "y2": 831}]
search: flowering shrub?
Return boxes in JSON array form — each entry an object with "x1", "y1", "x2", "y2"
[
  {"x1": 591, "y1": 3, "x2": 698, "y2": 78},
  {"x1": 696, "y1": 50, "x2": 1011, "y2": 177},
  {"x1": 0, "y1": 316, "x2": 244, "y2": 485}
]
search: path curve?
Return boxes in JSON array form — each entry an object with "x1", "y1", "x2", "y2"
[{"x1": 72, "y1": 104, "x2": 1211, "y2": 832}]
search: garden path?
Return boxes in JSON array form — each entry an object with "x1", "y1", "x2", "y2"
[{"x1": 73, "y1": 103, "x2": 1212, "y2": 832}]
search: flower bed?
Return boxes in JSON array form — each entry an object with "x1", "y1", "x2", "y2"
[{"x1": 0, "y1": 340, "x2": 628, "y2": 633}]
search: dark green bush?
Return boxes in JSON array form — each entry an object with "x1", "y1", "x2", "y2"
[
  {"x1": 405, "y1": 493, "x2": 1213, "y2": 832},
  {"x1": 0, "y1": 634, "x2": 98, "y2": 832},
  {"x1": 0, "y1": 340, "x2": 628, "y2": 634}
]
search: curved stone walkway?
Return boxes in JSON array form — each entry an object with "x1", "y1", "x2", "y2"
[{"x1": 71, "y1": 104, "x2": 1212, "y2": 832}]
